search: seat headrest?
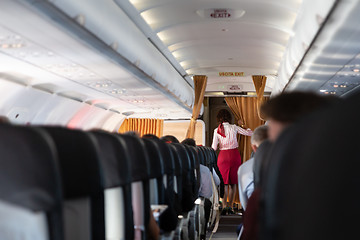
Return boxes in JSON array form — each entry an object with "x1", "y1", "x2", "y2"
[
  {"x1": 0, "y1": 125, "x2": 61, "y2": 211},
  {"x1": 142, "y1": 138, "x2": 164, "y2": 178},
  {"x1": 157, "y1": 139, "x2": 175, "y2": 175},
  {"x1": 169, "y1": 145, "x2": 182, "y2": 176},
  {"x1": 42, "y1": 127, "x2": 103, "y2": 199},
  {"x1": 116, "y1": 134, "x2": 150, "y2": 182},
  {"x1": 197, "y1": 147, "x2": 206, "y2": 165},
  {"x1": 90, "y1": 131, "x2": 132, "y2": 187},
  {"x1": 184, "y1": 145, "x2": 199, "y2": 170},
  {"x1": 171, "y1": 143, "x2": 191, "y2": 173}
]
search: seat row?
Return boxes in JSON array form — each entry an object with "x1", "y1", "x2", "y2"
[{"x1": 0, "y1": 124, "x2": 218, "y2": 240}]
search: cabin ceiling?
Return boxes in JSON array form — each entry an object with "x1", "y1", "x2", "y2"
[
  {"x1": 2, "y1": 0, "x2": 357, "y2": 123},
  {"x1": 125, "y1": 0, "x2": 302, "y2": 95},
  {"x1": 124, "y1": 0, "x2": 333, "y2": 96}
]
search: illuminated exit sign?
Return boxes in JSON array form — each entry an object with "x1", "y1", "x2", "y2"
[
  {"x1": 210, "y1": 9, "x2": 231, "y2": 18},
  {"x1": 219, "y1": 72, "x2": 244, "y2": 77},
  {"x1": 197, "y1": 9, "x2": 245, "y2": 20}
]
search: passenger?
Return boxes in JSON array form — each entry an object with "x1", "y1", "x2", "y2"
[
  {"x1": 124, "y1": 130, "x2": 140, "y2": 137},
  {"x1": 0, "y1": 116, "x2": 10, "y2": 124},
  {"x1": 182, "y1": 138, "x2": 213, "y2": 240},
  {"x1": 236, "y1": 125, "x2": 268, "y2": 237},
  {"x1": 211, "y1": 109, "x2": 253, "y2": 215},
  {"x1": 237, "y1": 125, "x2": 268, "y2": 210},
  {"x1": 240, "y1": 92, "x2": 336, "y2": 240},
  {"x1": 160, "y1": 135, "x2": 180, "y2": 143}
]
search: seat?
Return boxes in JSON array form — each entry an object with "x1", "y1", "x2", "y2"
[
  {"x1": 183, "y1": 145, "x2": 200, "y2": 199},
  {"x1": 42, "y1": 127, "x2": 105, "y2": 240},
  {"x1": 0, "y1": 125, "x2": 63, "y2": 240},
  {"x1": 197, "y1": 147, "x2": 206, "y2": 166},
  {"x1": 261, "y1": 93, "x2": 360, "y2": 240},
  {"x1": 154, "y1": 139, "x2": 180, "y2": 235},
  {"x1": 142, "y1": 138, "x2": 165, "y2": 205},
  {"x1": 171, "y1": 143, "x2": 195, "y2": 213},
  {"x1": 157, "y1": 140, "x2": 176, "y2": 203},
  {"x1": 183, "y1": 145, "x2": 202, "y2": 240},
  {"x1": 90, "y1": 130, "x2": 134, "y2": 240},
  {"x1": 115, "y1": 134, "x2": 151, "y2": 240},
  {"x1": 170, "y1": 143, "x2": 197, "y2": 240},
  {"x1": 170, "y1": 144, "x2": 183, "y2": 208}
]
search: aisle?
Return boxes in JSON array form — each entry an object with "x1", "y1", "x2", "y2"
[{"x1": 207, "y1": 214, "x2": 242, "y2": 240}]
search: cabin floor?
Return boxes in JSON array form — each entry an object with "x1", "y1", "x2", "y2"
[{"x1": 206, "y1": 213, "x2": 242, "y2": 240}]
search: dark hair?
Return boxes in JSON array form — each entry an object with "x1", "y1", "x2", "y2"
[
  {"x1": 160, "y1": 135, "x2": 180, "y2": 143},
  {"x1": 0, "y1": 116, "x2": 10, "y2": 124},
  {"x1": 216, "y1": 109, "x2": 232, "y2": 123},
  {"x1": 181, "y1": 138, "x2": 196, "y2": 147},
  {"x1": 260, "y1": 91, "x2": 335, "y2": 123},
  {"x1": 142, "y1": 134, "x2": 159, "y2": 139}
]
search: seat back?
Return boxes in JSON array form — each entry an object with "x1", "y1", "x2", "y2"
[
  {"x1": 170, "y1": 144, "x2": 183, "y2": 198},
  {"x1": 116, "y1": 134, "x2": 150, "y2": 240},
  {"x1": 157, "y1": 140, "x2": 176, "y2": 201},
  {"x1": 42, "y1": 127, "x2": 104, "y2": 240},
  {"x1": 90, "y1": 130, "x2": 134, "y2": 240},
  {"x1": 142, "y1": 138, "x2": 165, "y2": 205},
  {"x1": 261, "y1": 93, "x2": 360, "y2": 240},
  {"x1": 0, "y1": 125, "x2": 63, "y2": 240},
  {"x1": 184, "y1": 145, "x2": 200, "y2": 199},
  {"x1": 197, "y1": 147, "x2": 206, "y2": 165},
  {"x1": 171, "y1": 143, "x2": 195, "y2": 213}
]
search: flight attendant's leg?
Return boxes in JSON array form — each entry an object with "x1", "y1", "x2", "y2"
[{"x1": 228, "y1": 184, "x2": 237, "y2": 212}]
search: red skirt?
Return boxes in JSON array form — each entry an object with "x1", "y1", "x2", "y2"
[{"x1": 217, "y1": 148, "x2": 242, "y2": 185}]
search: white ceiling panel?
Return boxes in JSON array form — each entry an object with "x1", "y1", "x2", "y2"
[{"x1": 126, "y1": 0, "x2": 327, "y2": 94}]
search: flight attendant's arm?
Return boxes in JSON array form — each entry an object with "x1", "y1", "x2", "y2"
[
  {"x1": 235, "y1": 125, "x2": 253, "y2": 136},
  {"x1": 211, "y1": 129, "x2": 219, "y2": 150}
]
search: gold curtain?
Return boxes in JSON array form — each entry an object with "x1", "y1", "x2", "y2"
[
  {"x1": 225, "y1": 96, "x2": 267, "y2": 205},
  {"x1": 186, "y1": 75, "x2": 208, "y2": 139},
  {"x1": 252, "y1": 75, "x2": 267, "y2": 120},
  {"x1": 118, "y1": 118, "x2": 164, "y2": 137},
  {"x1": 225, "y1": 97, "x2": 268, "y2": 163}
]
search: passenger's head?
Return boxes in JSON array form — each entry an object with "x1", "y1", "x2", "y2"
[
  {"x1": 0, "y1": 116, "x2": 10, "y2": 124},
  {"x1": 124, "y1": 131, "x2": 140, "y2": 137},
  {"x1": 142, "y1": 134, "x2": 159, "y2": 139},
  {"x1": 261, "y1": 92, "x2": 332, "y2": 141},
  {"x1": 160, "y1": 135, "x2": 180, "y2": 143},
  {"x1": 216, "y1": 109, "x2": 232, "y2": 123},
  {"x1": 181, "y1": 138, "x2": 196, "y2": 147},
  {"x1": 250, "y1": 125, "x2": 269, "y2": 152}
]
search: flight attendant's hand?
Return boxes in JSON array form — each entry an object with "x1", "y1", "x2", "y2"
[{"x1": 237, "y1": 119, "x2": 244, "y2": 126}]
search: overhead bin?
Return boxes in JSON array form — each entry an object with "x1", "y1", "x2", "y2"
[
  {"x1": 32, "y1": 0, "x2": 194, "y2": 109},
  {"x1": 273, "y1": 0, "x2": 336, "y2": 95}
]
